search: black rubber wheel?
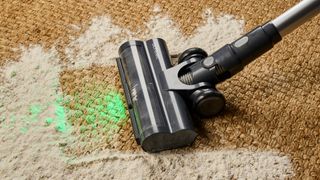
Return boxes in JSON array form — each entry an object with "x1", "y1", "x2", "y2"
[
  {"x1": 178, "y1": 48, "x2": 208, "y2": 64},
  {"x1": 190, "y1": 88, "x2": 225, "y2": 117}
]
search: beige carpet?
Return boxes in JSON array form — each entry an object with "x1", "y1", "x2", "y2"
[{"x1": 1, "y1": 0, "x2": 319, "y2": 179}]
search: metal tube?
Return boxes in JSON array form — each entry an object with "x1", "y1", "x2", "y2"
[{"x1": 271, "y1": 0, "x2": 320, "y2": 37}]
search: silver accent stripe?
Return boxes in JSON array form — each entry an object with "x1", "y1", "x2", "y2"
[
  {"x1": 153, "y1": 39, "x2": 167, "y2": 69},
  {"x1": 131, "y1": 45, "x2": 158, "y2": 131},
  {"x1": 153, "y1": 39, "x2": 186, "y2": 129},
  {"x1": 143, "y1": 41, "x2": 172, "y2": 132}
]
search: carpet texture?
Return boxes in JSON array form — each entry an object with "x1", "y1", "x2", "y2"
[{"x1": 1, "y1": 0, "x2": 319, "y2": 179}]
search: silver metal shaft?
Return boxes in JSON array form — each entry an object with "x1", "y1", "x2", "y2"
[{"x1": 271, "y1": 0, "x2": 320, "y2": 37}]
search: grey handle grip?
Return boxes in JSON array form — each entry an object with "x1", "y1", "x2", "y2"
[{"x1": 181, "y1": 0, "x2": 320, "y2": 86}]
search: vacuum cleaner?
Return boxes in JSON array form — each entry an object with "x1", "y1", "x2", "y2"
[{"x1": 116, "y1": 0, "x2": 320, "y2": 152}]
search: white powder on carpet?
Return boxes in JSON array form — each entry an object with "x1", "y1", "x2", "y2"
[
  {"x1": 65, "y1": 9, "x2": 244, "y2": 69},
  {"x1": 65, "y1": 149, "x2": 293, "y2": 179},
  {"x1": 0, "y1": 45, "x2": 71, "y2": 178},
  {"x1": 0, "y1": 46, "x2": 63, "y2": 127},
  {"x1": 0, "y1": 7, "x2": 294, "y2": 179}
]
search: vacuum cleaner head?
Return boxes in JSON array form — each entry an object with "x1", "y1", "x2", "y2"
[
  {"x1": 117, "y1": 37, "x2": 230, "y2": 152},
  {"x1": 117, "y1": 39, "x2": 200, "y2": 152}
]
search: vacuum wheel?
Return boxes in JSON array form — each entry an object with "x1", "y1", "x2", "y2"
[
  {"x1": 190, "y1": 88, "x2": 226, "y2": 117},
  {"x1": 178, "y1": 48, "x2": 208, "y2": 64}
]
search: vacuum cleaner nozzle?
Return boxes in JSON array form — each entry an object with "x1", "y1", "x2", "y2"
[{"x1": 117, "y1": 39, "x2": 198, "y2": 152}]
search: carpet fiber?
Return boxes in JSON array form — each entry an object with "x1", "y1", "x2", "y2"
[{"x1": 1, "y1": 0, "x2": 319, "y2": 179}]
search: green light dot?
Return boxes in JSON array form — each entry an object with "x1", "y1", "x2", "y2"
[
  {"x1": 30, "y1": 104, "x2": 42, "y2": 116},
  {"x1": 46, "y1": 117, "x2": 54, "y2": 125},
  {"x1": 107, "y1": 102, "x2": 115, "y2": 110},
  {"x1": 85, "y1": 115, "x2": 95, "y2": 124},
  {"x1": 53, "y1": 97, "x2": 70, "y2": 133},
  {"x1": 74, "y1": 103, "x2": 81, "y2": 109},
  {"x1": 55, "y1": 123, "x2": 66, "y2": 132},
  {"x1": 97, "y1": 105, "x2": 104, "y2": 112},
  {"x1": 87, "y1": 107, "x2": 95, "y2": 114},
  {"x1": 104, "y1": 95, "x2": 112, "y2": 102},
  {"x1": 56, "y1": 97, "x2": 63, "y2": 103},
  {"x1": 55, "y1": 106, "x2": 65, "y2": 116},
  {"x1": 71, "y1": 88, "x2": 127, "y2": 138},
  {"x1": 20, "y1": 127, "x2": 28, "y2": 133},
  {"x1": 99, "y1": 112, "x2": 108, "y2": 118},
  {"x1": 100, "y1": 120, "x2": 108, "y2": 125},
  {"x1": 74, "y1": 110, "x2": 83, "y2": 118}
]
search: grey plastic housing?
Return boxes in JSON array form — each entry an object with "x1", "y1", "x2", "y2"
[{"x1": 117, "y1": 38, "x2": 197, "y2": 152}]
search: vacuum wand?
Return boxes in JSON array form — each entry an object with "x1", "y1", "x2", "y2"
[
  {"x1": 272, "y1": 0, "x2": 320, "y2": 37},
  {"x1": 180, "y1": 0, "x2": 320, "y2": 85}
]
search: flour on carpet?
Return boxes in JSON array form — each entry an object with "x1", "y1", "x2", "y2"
[{"x1": 0, "y1": 6, "x2": 294, "y2": 179}]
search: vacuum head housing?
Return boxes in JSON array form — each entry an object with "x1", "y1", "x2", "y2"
[{"x1": 117, "y1": 39, "x2": 198, "y2": 152}]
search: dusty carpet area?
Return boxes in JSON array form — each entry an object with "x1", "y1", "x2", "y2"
[{"x1": 0, "y1": 0, "x2": 319, "y2": 179}]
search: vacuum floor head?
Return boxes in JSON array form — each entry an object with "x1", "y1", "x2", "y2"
[{"x1": 117, "y1": 39, "x2": 198, "y2": 152}]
